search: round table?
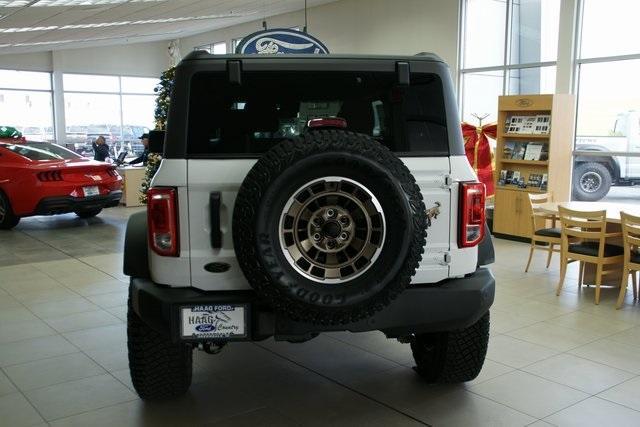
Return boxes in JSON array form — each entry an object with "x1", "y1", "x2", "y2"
[
  {"x1": 536, "y1": 201, "x2": 640, "y2": 224},
  {"x1": 536, "y1": 201, "x2": 640, "y2": 286}
]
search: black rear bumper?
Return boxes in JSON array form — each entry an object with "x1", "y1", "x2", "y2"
[
  {"x1": 130, "y1": 268, "x2": 495, "y2": 342},
  {"x1": 35, "y1": 191, "x2": 122, "y2": 215}
]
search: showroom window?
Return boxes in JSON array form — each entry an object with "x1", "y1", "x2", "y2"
[
  {"x1": 572, "y1": 0, "x2": 640, "y2": 202},
  {"x1": 231, "y1": 37, "x2": 243, "y2": 53},
  {"x1": 194, "y1": 41, "x2": 227, "y2": 54},
  {"x1": 459, "y1": 0, "x2": 561, "y2": 123},
  {"x1": 62, "y1": 73, "x2": 158, "y2": 157},
  {"x1": 0, "y1": 69, "x2": 55, "y2": 143}
]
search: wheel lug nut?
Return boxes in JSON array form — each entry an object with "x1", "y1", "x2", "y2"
[
  {"x1": 326, "y1": 209, "x2": 336, "y2": 218},
  {"x1": 326, "y1": 239, "x2": 336, "y2": 249},
  {"x1": 313, "y1": 233, "x2": 322, "y2": 241},
  {"x1": 339, "y1": 232, "x2": 349, "y2": 240},
  {"x1": 339, "y1": 216, "x2": 349, "y2": 226},
  {"x1": 313, "y1": 217, "x2": 323, "y2": 226}
]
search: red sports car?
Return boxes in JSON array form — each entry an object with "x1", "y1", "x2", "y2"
[{"x1": 0, "y1": 139, "x2": 123, "y2": 229}]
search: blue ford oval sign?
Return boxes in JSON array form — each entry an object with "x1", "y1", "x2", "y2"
[
  {"x1": 195, "y1": 324, "x2": 215, "y2": 332},
  {"x1": 236, "y1": 29, "x2": 329, "y2": 55}
]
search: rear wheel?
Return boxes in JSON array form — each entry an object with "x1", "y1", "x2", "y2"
[
  {"x1": 411, "y1": 312, "x2": 490, "y2": 383},
  {"x1": 127, "y1": 297, "x2": 193, "y2": 400},
  {"x1": 74, "y1": 208, "x2": 103, "y2": 218},
  {"x1": 0, "y1": 192, "x2": 20, "y2": 230},
  {"x1": 572, "y1": 162, "x2": 612, "y2": 202}
]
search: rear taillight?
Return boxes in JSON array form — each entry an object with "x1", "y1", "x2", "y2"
[
  {"x1": 106, "y1": 168, "x2": 119, "y2": 177},
  {"x1": 458, "y1": 182, "x2": 486, "y2": 248},
  {"x1": 307, "y1": 117, "x2": 348, "y2": 129},
  {"x1": 37, "y1": 171, "x2": 63, "y2": 181},
  {"x1": 147, "y1": 187, "x2": 179, "y2": 257}
]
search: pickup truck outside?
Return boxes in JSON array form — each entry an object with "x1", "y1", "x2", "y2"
[{"x1": 573, "y1": 110, "x2": 640, "y2": 201}]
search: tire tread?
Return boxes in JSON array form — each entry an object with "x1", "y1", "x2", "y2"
[
  {"x1": 411, "y1": 312, "x2": 490, "y2": 383},
  {"x1": 127, "y1": 297, "x2": 192, "y2": 400},
  {"x1": 233, "y1": 130, "x2": 427, "y2": 325}
]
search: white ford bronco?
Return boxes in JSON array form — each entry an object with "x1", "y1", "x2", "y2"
[{"x1": 123, "y1": 52, "x2": 495, "y2": 400}]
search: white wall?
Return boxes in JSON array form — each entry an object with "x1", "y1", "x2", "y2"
[
  {"x1": 51, "y1": 42, "x2": 170, "y2": 77},
  {"x1": 180, "y1": 0, "x2": 461, "y2": 76},
  {"x1": 0, "y1": 51, "x2": 52, "y2": 71},
  {"x1": 0, "y1": 41, "x2": 170, "y2": 77}
]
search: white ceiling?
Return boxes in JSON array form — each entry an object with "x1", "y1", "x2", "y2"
[{"x1": 0, "y1": 0, "x2": 337, "y2": 55}]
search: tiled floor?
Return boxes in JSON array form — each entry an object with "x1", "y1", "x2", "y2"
[{"x1": 1, "y1": 207, "x2": 640, "y2": 426}]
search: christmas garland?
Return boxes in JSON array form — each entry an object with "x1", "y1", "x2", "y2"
[
  {"x1": 0, "y1": 126, "x2": 22, "y2": 139},
  {"x1": 139, "y1": 66, "x2": 175, "y2": 204}
]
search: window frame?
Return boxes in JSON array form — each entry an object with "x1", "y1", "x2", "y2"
[
  {"x1": 0, "y1": 68, "x2": 55, "y2": 142},
  {"x1": 194, "y1": 41, "x2": 228, "y2": 54},
  {"x1": 61, "y1": 72, "x2": 158, "y2": 149},
  {"x1": 572, "y1": 0, "x2": 640, "y2": 159},
  {"x1": 458, "y1": 0, "x2": 560, "y2": 121}
]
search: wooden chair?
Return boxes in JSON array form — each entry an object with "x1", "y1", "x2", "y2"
[
  {"x1": 524, "y1": 193, "x2": 561, "y2": 272},
  {"x1": 556, "y1": 206, "x2": 624, "y2": 304},
  {"x1": 616, "y1": 211, "x2": 640, "y2": 309}
]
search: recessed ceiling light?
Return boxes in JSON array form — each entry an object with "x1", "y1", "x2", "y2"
[
  {"x1": 0, "y1": 0, "x2": 166, "y2": 6},
  {"x1": 6, "y1": 29, "x2": 181, "y2": 47},
  {"x1": 32, "y1": 0, "x2": 165, "y2": 6},
  {"x1": 0, "y1": 1, "x2": 30, "y2": 6},
  {"x1": 0, "y1": 12, "x2": 251, "y2": 32},
  {"x1": 0, "y1": 25, "x2": 58, "y2": 32}
]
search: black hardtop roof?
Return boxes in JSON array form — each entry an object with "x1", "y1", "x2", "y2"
[{"x1": 181, "y1": 51, "x2": 445, "y2": 64}]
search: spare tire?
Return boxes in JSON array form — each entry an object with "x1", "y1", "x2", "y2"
[{"x1": 233, "y1": 130, "x2": 427, "y2": 325}]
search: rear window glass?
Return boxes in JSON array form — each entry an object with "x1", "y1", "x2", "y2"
[
  {"x1": 187, "y1": 70, "x2": 448, "y2": 157},
  {"x1": 1, "y1": 142, "x2": 81, "y2": 161}
]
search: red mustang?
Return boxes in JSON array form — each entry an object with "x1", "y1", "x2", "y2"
[{"x1": 0, "y1": 139, "x2": 122, "y2": 229}]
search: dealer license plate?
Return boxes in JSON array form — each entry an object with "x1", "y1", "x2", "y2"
[
  {"x1": 82, "y1": 186, "x2": 100, "y2": 197},
  {"x1": 180, "y1": 305, "x2": 247, "y2": 339}
]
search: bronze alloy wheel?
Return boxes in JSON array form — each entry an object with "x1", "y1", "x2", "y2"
[
  {"x1": 279, "y1": 176, "x2": 386, "y2": 283},
  {"x1": 232, "y1": 130, "x2": 426, "y2": 324}
]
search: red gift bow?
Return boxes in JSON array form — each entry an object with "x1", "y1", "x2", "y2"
[{"x1": 461, "y1": 122, "x2": 497, "y2": 197}]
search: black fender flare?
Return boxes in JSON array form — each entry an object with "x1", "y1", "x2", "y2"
[
  {"x1": 123, "y1": 211, "x2": 150, "y2": 279},
  {"x1": 477, "y1": 222, "x2": 494, "y2": 267}
]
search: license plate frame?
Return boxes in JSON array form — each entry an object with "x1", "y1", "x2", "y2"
[
  {"x1": 179, "y1": 304, "x2": 249, "y2": 340},
  {"x1": 82, "y1": 186, "x2": 100, "y2": 197}
]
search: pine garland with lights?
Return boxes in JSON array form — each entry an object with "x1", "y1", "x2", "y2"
[
  {"x1": 153, "y1": 66, "x2": 176, "y2": 130},
  {"x1": 140, "y1": 66, "x2": 175, "y2": 204}
]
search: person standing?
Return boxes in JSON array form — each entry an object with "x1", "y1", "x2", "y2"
[
  {"x1": 92, "y1": 136, "x2": 110, "y2": 162},
  {"x1": 129, "y1": 133, "x2": 149, "y2": 166}
]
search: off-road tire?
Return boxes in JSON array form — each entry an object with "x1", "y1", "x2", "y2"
[
  {"x1": 127, "y1": 297, "x2": 192, "y2": 400},
  {"x1": 411, "y1": 312, "x2": 490, "y2": 383},
  {"x1": 572, "y1": 162, "x2": 612, "y2": 202},
  {"x1": 0, "y1": 191, "x2": 20, "y2": 230},
  {"x1": 233, "y1": 130, "x2": 427, "y2": 325},
  {"x1": 74, "y1": 208, "x2": 103, "y2": 218}
]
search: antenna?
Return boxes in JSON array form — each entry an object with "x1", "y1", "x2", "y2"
[
  {"x1": 262, "y1": 0, "x2": 267, "y2": 30},
  {"x1": 304, "y1": 0, "x2": 308, "y2": 33}
]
